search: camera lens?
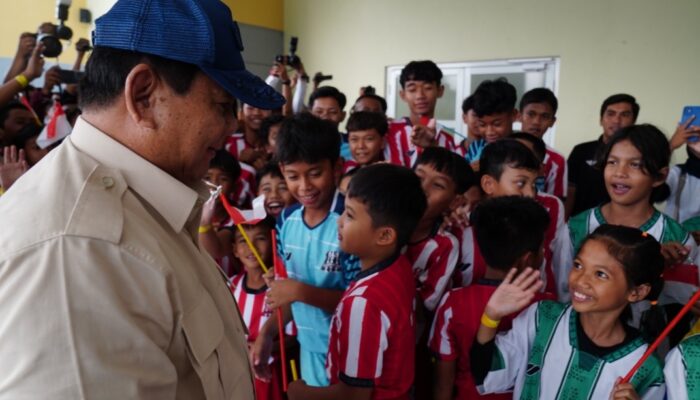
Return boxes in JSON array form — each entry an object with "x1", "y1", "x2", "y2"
[{"x1": 39, "y1": 35, "x2": 62, "y2": 58}]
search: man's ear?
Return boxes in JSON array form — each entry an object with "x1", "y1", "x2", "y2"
[
  {"x1": 399, "y1": 89, "x2": 406, "y2": 102},
  {"x1": 437, "y1": 85, "x2": 445, "y2": 98},
  {"x1": 339, "y1": 111, "x2": 347, "y2": 124},
  {"x1": 510, "y1": 108, "x2": 520, "y2": 122},
  {"x1": 334, "y1": 158, "x2": 344, "y2": 183},
  {"x1": 376, "y1": 226, "x2": 397, "y2": 247},
  {"x1": 124, "y1": 63, "x2": 159, "y2": 129}
]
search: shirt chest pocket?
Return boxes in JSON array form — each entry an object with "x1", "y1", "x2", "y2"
[{"x1": 181, "y1": 293, "x2": 227, "y2": 399}]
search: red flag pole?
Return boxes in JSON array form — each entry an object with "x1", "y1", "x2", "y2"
[
  {"x1": 272, "y1": 230, "x2": 289, "y2": 392},
  {"x1": 621, "y1": 289, "x2": 700, "y2": 383}
]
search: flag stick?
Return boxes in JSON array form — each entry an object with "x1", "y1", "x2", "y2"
[
  {"x1": 219, "y1": 193, "x2": 268, "y2": 274},
  {"x1": 291, "y1": 359, "x2": 299, "y2": 382},
  {"x1": 621, "y1": 289, "x2": 700, "y2": 383},
  {"x1": 272, "y1": 230, "x2": 289, "y2": 391}
]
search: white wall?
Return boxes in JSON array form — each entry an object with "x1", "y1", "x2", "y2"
[{"x1": 285, "y1": 0, "x2": 700, "y2": 159}]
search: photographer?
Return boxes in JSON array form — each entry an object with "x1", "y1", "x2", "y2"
[{"x1": 266, "y1": 37, "x2": 309, "y2": 115}]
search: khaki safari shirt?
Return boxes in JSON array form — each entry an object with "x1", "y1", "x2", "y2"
[{"x1": 0, "y1": 118, "x2": 255, "y2": 399}]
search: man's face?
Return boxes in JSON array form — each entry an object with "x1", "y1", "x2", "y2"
[
  {"x1": 520, "y1": 103, "x2": 556, "y2": 138},
  {"x1": 156, "y1": 74, "x2": 237, "y2": 186},
  {"x1": 600, "y1": 102, "x2": 635, "y2": 140},
  {"x1": 399, "y1": 80, "x2": 444, "y2": 117},
  {"x1": 311, "y1": 97, "x2": 345, "y2": 127},
  {"x1": 3, "y1": 108, "x2": 35, "y2": 139},
  {"x1": 477, "y1": 111, "x2": 515, "y2": 143},
  {"x1": 243, "y1": 103, "x2": 271, "y2": 132}
]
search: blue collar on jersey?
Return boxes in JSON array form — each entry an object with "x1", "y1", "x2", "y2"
[{"x1": 354, "y1": 252, "x2": 400, "y2": 280}]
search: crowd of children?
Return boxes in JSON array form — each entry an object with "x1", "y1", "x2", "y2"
[{"x1": 3, "y1": 41, "x2": 700, "y2": 398}]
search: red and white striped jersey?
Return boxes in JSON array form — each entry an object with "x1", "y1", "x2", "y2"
[
  {"x1": 403, "y1": 230, "x2": 459, "y2": 312},
  {"x1": 452, "y1": 194, "x2": 571, "y2": 301},
  {"x1": 224, "y1": 132, "x2": 252, "y2": 159},
  {"x1": 428, "y1": 282, "x2": 555, "y2": 400},
  {"x1": 229, "y1": 272, "x2": 272, "y2": 342},
  {"x1": 327, "y1": 255, "x2": 415, "y2": 399},
  {"x1": 386, "y1": 118, "x2": 463, "y2": 167},
  {"x1": 543, "y1": 147, "x2": 567, "y2": 200}
]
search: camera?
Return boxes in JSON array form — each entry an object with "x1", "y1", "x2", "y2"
[
  {"x1": 275, "y1": 37, "x2": 301, "y2": 68},
  {"x1": 313, "y1": 72, "x2": 333, "y2": 85},
  {"x1": 36, "y1": 0, "x2": 75, "y2": 58}
]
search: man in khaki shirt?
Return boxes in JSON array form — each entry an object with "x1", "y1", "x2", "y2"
[{"x1": 0, "y1": 0, "x2": 284, "y2": 398}]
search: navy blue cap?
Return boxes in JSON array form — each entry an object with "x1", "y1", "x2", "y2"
[{"x1": 93, "y1": 0, "x2": 285, "y2": 110}]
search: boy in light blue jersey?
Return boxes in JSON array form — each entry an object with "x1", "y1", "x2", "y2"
[{"x1": 252, "y1": 114, "x2": 359, "y2": 387}]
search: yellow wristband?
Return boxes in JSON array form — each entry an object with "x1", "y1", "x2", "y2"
[
  {"x1": 15, "y1": 74, "x2": 29, "y2": 88},
  {"x1": 198, "y1": 225, "x2": 213, "y2": 234},
  {"x1": 481, "y1": 313, "x2": 500, "y2": 329}
]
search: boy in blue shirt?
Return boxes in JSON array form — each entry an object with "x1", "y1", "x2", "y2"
[{"x1": 252, "y1": 114, "x2": 359, "y2": 387}]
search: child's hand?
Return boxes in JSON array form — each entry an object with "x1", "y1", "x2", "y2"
[
  {"x1": 610, "y1": 378, "x2": 640, "y2": 400},
  {"x1": 266, "y1": 278, "x2": 300, "y2": 309},
  {"x1": 0, "y1": 146, "x2": 28, "y2": 190},
  {"x1": 485, "y1": 267, "x2": 543, "y2": 321},
  {"x1": 287, "y1": 379, "x2": 308, "y2": 399},
  {"x1": 660, "y1": 242, "x2": 689, "y2": 267},
  {"x1": 199, "y1": 195, "x2": 217, "y2": 226},
  {"x1": 411, "y1": 118, "x2": 437, "y2": 148},
  {"x1": 250, "y1": 332, "x2": 273, "y2": 381},
  {"x1": 441, "y1": 202, "x2": 470, "y2": 232}
]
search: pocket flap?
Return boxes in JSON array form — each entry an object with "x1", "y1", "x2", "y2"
[{"x1": 182, "y1": 293, "x2": 225, "y2": 365}]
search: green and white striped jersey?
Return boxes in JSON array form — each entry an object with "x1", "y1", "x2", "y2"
[
  {"x1": 569, "y1": 207, "x2": 697, "y2": 257},
  {"x1": 665, "y1": 333, "x2": 700, "y2": 400},
  {"x1": 479, "y1": 301, "x2": 665, "y2": 400}
]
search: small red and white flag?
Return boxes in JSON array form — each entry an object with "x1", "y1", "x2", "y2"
[
  {"x1": 220, "y1": 193, "x2": 268, "y2": 225},
  {"x1": 37, "y1": 100, "x2": 72, "y2": 149}
]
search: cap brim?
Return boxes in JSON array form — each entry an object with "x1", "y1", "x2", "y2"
[{"x1": 201, "y1": 66, "x2": 285, "y2": 110}]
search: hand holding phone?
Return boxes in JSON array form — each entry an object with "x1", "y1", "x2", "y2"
[{"x1": 681, "y1": 106, "x2": 700, "y2": 143}]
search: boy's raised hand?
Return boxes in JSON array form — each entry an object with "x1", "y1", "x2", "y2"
[
  {"x1": 0, "y1": 146, "x2": 28, "y2": 190},
  {"x1": 659, "y1": 242, "x2": 689, "y2": 267},
  {"x1": 485, "y1": 267, "x2": 543, "y2": 321},
  {"x1": 411, "y1": 118, "x2": 438, "y2": 148}
]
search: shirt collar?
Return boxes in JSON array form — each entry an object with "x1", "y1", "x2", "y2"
[
  {"x1": 69, "y1": 117, "x2": 208, "y2": 233},
  {"x1": 354, "y1": 252, "x2": 400, "y2": 280}
]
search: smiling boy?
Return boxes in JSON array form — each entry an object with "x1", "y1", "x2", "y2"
[
  {"x1": 253, "y1": 114, "x2": 360, "y2": 387},
  {"x1": 288, "y1": 164, "x2": 427, "y2": 400},
  {"x1": 387, "y1": 60, "x2": 461, "y2": 167}
]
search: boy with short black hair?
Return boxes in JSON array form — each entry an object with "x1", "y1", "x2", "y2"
[
  {"x1": 510, "y1": 133, "x2": 573, "y2": 301},
  {"x1": 344, "y1": 111, "x2": 392, "y2": 171},
  {"x1": 388, "y1": 60, "x2": 462, "y2": 167},
  {"x1": 288, "y1": 163, "x2": 427, "y2": 400},
  {"x1": 519, "y1": 88, "x2": 568, "y2": 200},
  {"x1": 255, "y1": 162, "x2": 296, "y2": 219},
  {"x1": 465, "y1": 79, "x2": 518, "y2": 165},
  {"x1": 409, "y1": 146, "x2": 477, "y2": 398},
  {"x1": 258, "y1": 114, "x2": 285, "y2": 157},
  {"x1": 429, "y1": 196, "x2": 552, "y2": 400},
  {"x1": 455, "y1": 140, "x2": 571, "y2": 302},
  {"x1": 309, "y1": 86, "x2": 351, "y2": 160},
  {"x1": 461, "y1": 95, "x2": 482, "y2": 150},
  {"x1": 253, "y1": 113, "x2": 359, "y2": 387},
  {"x1": 409, "y1": 146, "x2": 476, "y2": 313}
]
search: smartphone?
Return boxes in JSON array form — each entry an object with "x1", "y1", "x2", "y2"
[
  {"x1": 681, "y1": 106, "x2": 700, "y2": 142},
  {"x1": 57, "y1": 69, "x2": 86, "y2": 84}
]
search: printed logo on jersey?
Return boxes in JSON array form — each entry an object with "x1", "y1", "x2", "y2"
[
  {"x1": 321, "y1": 251, "x2": 341, "y2": 272},
  {"x1": 285, "y1": 252, "x2": 292, "y2": 261},
  {"x1": 526, "y1": 364, "x2": 541, "y2": 376}
]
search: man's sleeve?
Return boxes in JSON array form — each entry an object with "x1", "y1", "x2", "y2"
[
  {"x1": 336, "y1": 296, "x2": 387, "y2": 387},
  {"x1": 0, "y1": 236, "x2": 178, "y2": 399}
]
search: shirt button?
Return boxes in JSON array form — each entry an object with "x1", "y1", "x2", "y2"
[{"x1": 102, "y1": 176, "x2": 115, "y2": 188}]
